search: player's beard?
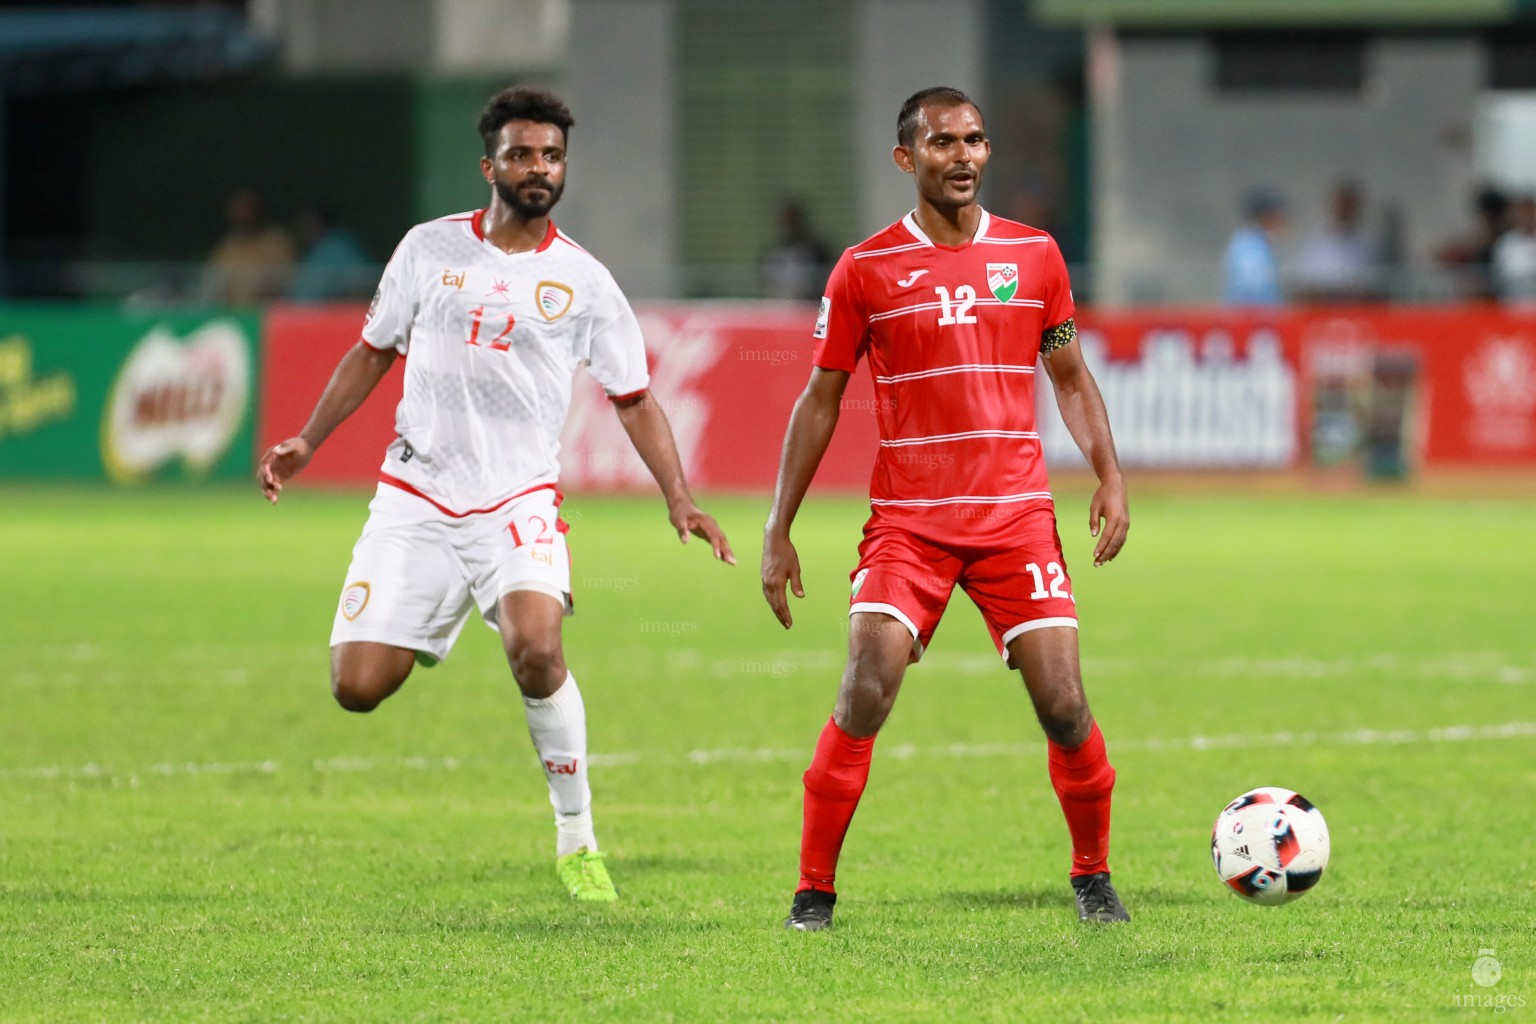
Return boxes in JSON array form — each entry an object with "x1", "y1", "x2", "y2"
[{"x1": 496, "y1": 176, "x2": 563, "y2": 220}]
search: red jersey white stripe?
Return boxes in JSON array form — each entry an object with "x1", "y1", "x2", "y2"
[
  {"x1": 811, "y1": 208, "x2": 1075, "y2": 545},
  {"x1": 879, "y1": 429, "x2": 1040, "y2": 447},
  {"x1": 874, "y1": 363, "x2": 1035, "y2": 385}
]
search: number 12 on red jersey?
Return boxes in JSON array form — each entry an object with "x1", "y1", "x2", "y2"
[{"x1": 934, "y1": 285, "x2": 978, "y2": 326}]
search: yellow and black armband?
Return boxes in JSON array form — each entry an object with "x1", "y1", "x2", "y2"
[{"x1": 1040, "y1": 317, "x2": 1077, "y2": 354}]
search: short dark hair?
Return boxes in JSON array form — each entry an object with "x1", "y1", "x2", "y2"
[
  {"x1": 897, "y1": 87, "x2": 981, "y2": 147},
  {"x1": 478, "y1": 86, "x2": 575, "y2": 157}
]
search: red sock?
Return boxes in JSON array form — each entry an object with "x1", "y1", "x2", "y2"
[
  {"x1": 1048, "y1": 721, "x2": 1116, "y2": 877},
  {"x1": 797, "y1": 716, "x2": 876, "y2": 894}
]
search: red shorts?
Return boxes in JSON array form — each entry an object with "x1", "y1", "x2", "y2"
[{"x1": 848, "y1": 507, "x2": 1078, "y2": 667}]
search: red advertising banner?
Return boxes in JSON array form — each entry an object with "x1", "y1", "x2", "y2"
[
  {"x1": 257, "y1": 302, "x2": 880, "y2": 491},
  {"x1": 1057, "y1": 307, "x2": 1536, "y2": 472},
  {"x1": 258, "y1": 305, "x2": 407, "y2": 484},
  {"x1": 558, "y1": 305, "x2": 879, "y2": 492},
  {"x1": 258, "y1": 302, "x2": 1536, "y2": 491}
]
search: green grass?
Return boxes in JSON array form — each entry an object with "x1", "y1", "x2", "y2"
[{"x1": 2, "y1": 483, "x2": 1533, "y2": 1022}]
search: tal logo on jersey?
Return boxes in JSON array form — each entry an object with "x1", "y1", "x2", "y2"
[
  {"x1": 536, "y1": 281, "x2": 574, "y2": 320},
  {"x1": 987, "y1": 263, "x2": 1018, "y2": 303}
]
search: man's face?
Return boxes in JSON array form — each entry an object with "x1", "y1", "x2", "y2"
[
  {"x1": 896, "y1": 103, "x2": 989, "y2": 211},
  {"x1": 482, "y1": 120, "x2": 567, "y2": 219}
]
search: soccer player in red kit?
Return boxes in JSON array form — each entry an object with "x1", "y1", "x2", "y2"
[{"x1": 761, "y1": 87, "x2": 1131, "y2": 930}]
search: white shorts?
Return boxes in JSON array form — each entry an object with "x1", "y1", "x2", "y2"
[{"x1": 329, "y1": 483, "x2": 572, "y2": 666}]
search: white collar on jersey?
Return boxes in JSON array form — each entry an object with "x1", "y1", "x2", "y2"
[{"x1": 901, "y1": 207, "x2": 991, "y2": 247}]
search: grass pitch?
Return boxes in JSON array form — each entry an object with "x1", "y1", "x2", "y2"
[{"x1": 2, "y1": 483, "x2": 1533, "y2": 1022}]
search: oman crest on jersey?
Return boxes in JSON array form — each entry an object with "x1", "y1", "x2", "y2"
[
  {"x1": 987, "y1": 263, "x2": 1018, "y2": 303},
  {"x1": 536, "y1": 280, "x2": 575, "y2": 321}
]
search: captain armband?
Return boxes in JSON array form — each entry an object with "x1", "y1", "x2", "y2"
[{"x1": 1040, "y1": 318, "x2": 1077, "y2": 354}]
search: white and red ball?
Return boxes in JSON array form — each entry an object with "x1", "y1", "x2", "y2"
[{"x1": 1211, "y1": 786, "x2": 1330, "y2": 905}]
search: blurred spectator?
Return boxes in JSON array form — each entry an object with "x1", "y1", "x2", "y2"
[
  {"x1": 1376, "y1": 200, "x2": 1408, "y2": 298},
  {"x1": 1491, "y1": 194, "x2": 1536, "y2": 304},
  {"x1": 1223, "y1": 186, "x2": 1287, "y2": 306},
  {"x1": 202, "y1": 187, "x2": 295, "y2": 305},
  {"x1": 760, "y1": 199, "x2": 833, "y2": 301},
  {"x1": 288, "y1": 205, "x2": 375, "y2": 302},
  {"x1": 1291, "y1": 181, "x2": 1379, "y2": 303},
  {"x1": 1435, "y1": 186, "x2": 1509, "y2": 300}
]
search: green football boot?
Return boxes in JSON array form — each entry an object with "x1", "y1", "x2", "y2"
[{"x1": 557, "y1": 847, "x2": 618, "y2": 902}]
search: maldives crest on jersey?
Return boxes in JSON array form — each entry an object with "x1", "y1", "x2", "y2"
[
  {"x1": 987, "y1": 263, "x2": 1018, "y2": 303},
  {"x1": 535, "y1": 281, "x2": 574, "y2": 321}
]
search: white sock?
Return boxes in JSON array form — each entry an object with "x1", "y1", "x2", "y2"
[{"x1": 522, "y1": 672, "x2": 598, "y2": 857}]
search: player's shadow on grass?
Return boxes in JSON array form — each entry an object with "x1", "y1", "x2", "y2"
[
  {"x1": 603, "y1": 853, "x2": 712, "y2": 875},
  {"x1": 929, "y1": 886, "x2": 1204, "y2": 910},
  {"x1": 925, "y1": 887, "x2": 1066, "y2": 911},
  {"x1": 397, "y1": 907, "x2": 726, "y2": 940}
]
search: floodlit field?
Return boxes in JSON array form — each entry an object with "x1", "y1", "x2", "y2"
[{"x1": 2, "y1": 483, "x2": 1532, "y2": 1022}]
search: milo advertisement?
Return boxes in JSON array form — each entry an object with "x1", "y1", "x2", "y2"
[{"x1": 0, "y1": 308, "x2": 258, "y2": 483}]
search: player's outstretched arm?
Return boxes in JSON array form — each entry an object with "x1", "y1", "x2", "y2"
[
  {"x1": 1042, "y1": 339, "x2": 1129, "y2": 567},
  {"x1": 258, "y1": 341, "x2": 398, "y2": 504},
  {"x1": 761, "y1": 368, "x2": 851, "y2": 629},
  {"x1": 611, "y1": 391, "x2": 735, "y2": 565}
]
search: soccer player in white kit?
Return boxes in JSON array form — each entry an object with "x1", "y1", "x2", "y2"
[{"x1": 258, "y1": 87, "x2": 735, "y2": 902}]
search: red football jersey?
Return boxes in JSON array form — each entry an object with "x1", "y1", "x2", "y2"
[{"x1": 812, "y1": 209, "x2": 1074, "y2": 544}]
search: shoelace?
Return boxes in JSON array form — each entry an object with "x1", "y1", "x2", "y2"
[
  {"x1": 1077, "y1": 878, "x2": 1115, "y2": 910},
  {"x1": 577, "y1": 852, "x2": 607, "y2": 884},
  {"x1": 793, "y1": 892, "x2": 832, "y2": 916},
  {"x1": 561, "y1": 851, "x2": 609, "y2": 889}
]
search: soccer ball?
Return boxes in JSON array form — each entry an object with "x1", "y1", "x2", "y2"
[{"x1": 1211, "y1": 787, "x2": 1330, "y2": 905}]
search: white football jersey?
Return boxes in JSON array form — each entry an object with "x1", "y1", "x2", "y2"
[{"x1": 360, "y1": 210, "x2": 650, "y2": 515}]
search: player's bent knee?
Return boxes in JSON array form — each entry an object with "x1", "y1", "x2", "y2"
[
  {"x1": 835, "y1": 665, "x2": 901, "y2": 737},
  {"x1": 329, "y1": 644, "x2": 412, "y2": 713},
  {"x1": 332, "y1": 676, "x2": 383, "y2": 713},
  {"x1": 1036, "y1": 695, "x2": 1092, "y2": 746},
  {"x1": 505, "y1": 635, "x2": 565, "y2": 687},
  {"x1": 843, "y1": 673, "x2": 895, "y2": 717},
  {"x1": 330, "y1": 670, "x2": 402, "y2": 713}
]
